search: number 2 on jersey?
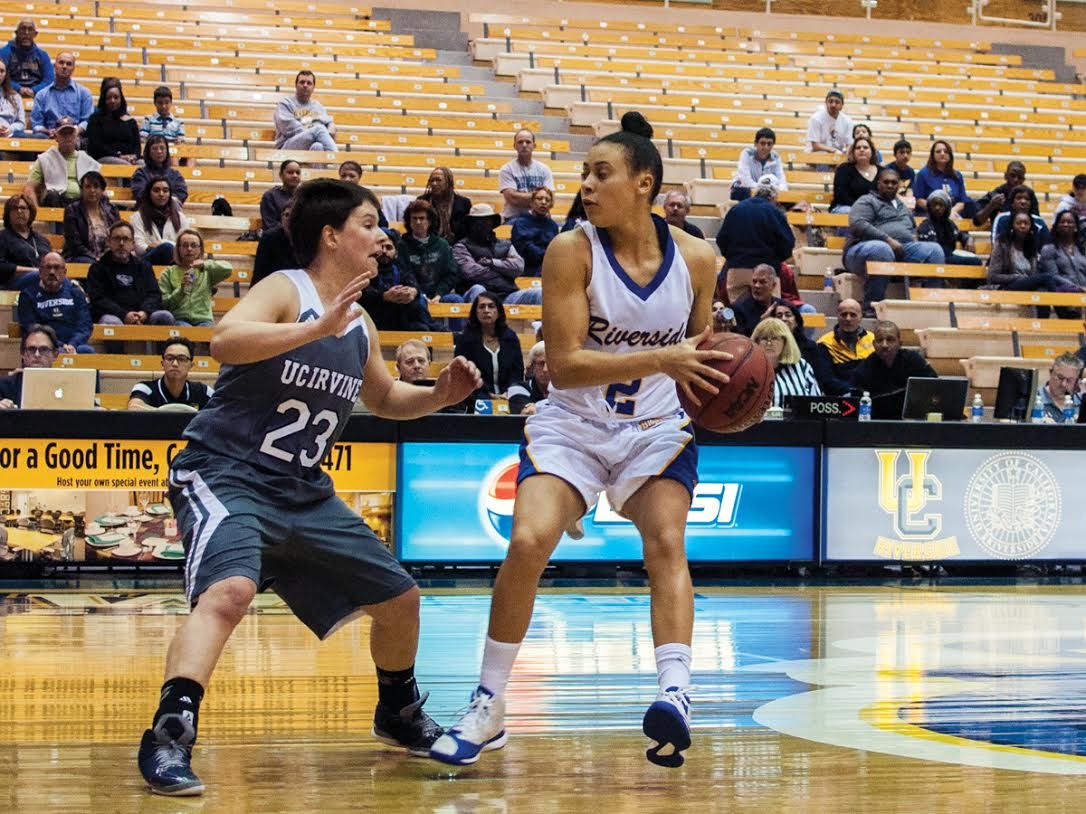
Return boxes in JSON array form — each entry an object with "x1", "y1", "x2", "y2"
[
  {"x1": 605, "y1": 379, "x2": 642, "y2": 416},
  {"x1": 259, "y1": 398, "x2": 339, "y2": 467}
]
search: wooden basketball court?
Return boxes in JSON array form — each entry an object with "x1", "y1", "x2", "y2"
[{"x1": 1, "y1": 585, "x2": 1083, "y2": 811}]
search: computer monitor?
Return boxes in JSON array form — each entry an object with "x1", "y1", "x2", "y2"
[
  {"x1": 993, "y1": 367, "x2": 1039, "y2": 422},
  {"x1": 19, "y1": 367, "x2": 97, "y2": 410},
  {"x1": 901, "y1": 376, "x2": 969, "y2": 421}
]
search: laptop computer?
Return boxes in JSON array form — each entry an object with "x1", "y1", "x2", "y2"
[
  {"x1": 901, "y1": 376, "x2": 969, "y2": 421},
  {"x1": 19, "y1": 368, "x2": 97, "y2": 410}
]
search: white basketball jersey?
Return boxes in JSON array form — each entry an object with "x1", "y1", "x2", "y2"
[{"x1": 546, "y1": 215, "x2": 694, "y2": 423}]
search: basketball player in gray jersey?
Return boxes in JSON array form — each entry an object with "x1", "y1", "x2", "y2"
[{"x1": 138, "y1": 180, "x2": 481, "y2": 796}]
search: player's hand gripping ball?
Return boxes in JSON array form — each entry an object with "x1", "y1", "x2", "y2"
[{"x1": 677, "y1": 332, "x2": 774, "y2": 433}]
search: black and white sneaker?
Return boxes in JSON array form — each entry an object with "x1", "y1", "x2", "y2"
[
  {"x1": 138, "y1": 720, "x2": 204, "y2": 796},
  {"x1": 372, "y1": 691, "x2": 444, "y2": 757}
]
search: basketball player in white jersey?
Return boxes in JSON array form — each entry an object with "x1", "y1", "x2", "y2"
[{"x1": 431, "y1": 112, "x2": 730, "y2": 768}]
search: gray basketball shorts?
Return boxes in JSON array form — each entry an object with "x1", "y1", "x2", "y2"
[{"x1": 168, "y1": 449, "x2": 415, "y2": 639}]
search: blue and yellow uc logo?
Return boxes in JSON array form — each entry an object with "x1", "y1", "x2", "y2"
[{"x1": 873, "y1": 450, "x2": 959, "y2": 560}]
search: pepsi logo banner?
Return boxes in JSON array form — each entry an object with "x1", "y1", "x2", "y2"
[{"x1": 396, "y1": 442, "x2": 816, "y2": 562}]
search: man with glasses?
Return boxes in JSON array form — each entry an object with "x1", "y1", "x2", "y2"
[
  {"x1": 128, "y1": 338, "x2": 212, "y2": 411},
  {"x1": 0, "y1": 323, "x2": 58, "y2": 408},
  {"x1": 1035, "y1": 352, "x2": 1083, "y2": 423},
  {"x1": 17, "y1": 252, "x2": 93, "y2": 353},
  {"x1": 86, "y1": 221, "x2": 174, "y2": 326}
]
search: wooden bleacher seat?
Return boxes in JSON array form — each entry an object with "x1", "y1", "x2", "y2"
[{"x1": 56, "y1": 353, "x2": 220, "y2": 373}]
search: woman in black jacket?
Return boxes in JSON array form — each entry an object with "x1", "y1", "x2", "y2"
[
  {"x1": 86, "y1": 77, "x2": 141, "y2": 165},
  {"x1": 130, "y1": 135, "x2": 188, "y2": 204},
  {"x1": 417, "y1": 166, "x2": 472, "y2": 243},
  {"x1": 453, "y1": 291, "x2": 525, "y2": 403},
  {"x1": 62, "y1": 171, "x2": 120, "y2": 263},
  {"x1": 0, "y1": 194, "x2": 50, "y2": 289}
]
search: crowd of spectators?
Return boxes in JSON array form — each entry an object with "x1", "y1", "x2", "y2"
[{"x1": 0, "y1": 14, "x2": 1083, "y2": 418}]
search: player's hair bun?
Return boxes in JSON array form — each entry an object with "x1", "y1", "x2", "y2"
[{"x1": 620, "y1": 111, "x2": 653, "y2": 140}]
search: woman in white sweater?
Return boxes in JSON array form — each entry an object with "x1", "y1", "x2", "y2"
[{"x1": 132, "y1": 178, "x2": 191, "y2": 265}]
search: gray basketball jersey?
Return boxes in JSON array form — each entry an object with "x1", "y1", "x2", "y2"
[{"x1": 183, "y1": 269, "x2": 369, "y2": 484}]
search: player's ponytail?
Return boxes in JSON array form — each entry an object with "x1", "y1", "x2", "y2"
[{"x1": 598, "y1": 110, "x2": 663, "y2": 203}]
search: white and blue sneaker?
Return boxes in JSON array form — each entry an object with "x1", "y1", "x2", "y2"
[
  {"x1": 429, "y1": 685, "x2": 508, "y2": 766},
  {"x1": 642, "y1": 686, "x2": 692, "y2": 768}
]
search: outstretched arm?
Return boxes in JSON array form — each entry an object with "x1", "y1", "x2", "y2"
[{"x1": 359, "y1": 311, "x2": 481, "y2": 417}]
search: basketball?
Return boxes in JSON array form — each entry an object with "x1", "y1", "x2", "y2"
[{"x1": 677, "y1": 333, "x2": 775, "y2": 434}]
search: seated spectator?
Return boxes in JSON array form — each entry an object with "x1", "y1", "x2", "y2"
[
  {"x1": 0, "y1": 193, "x2": 49, "y2": 288},
  {"x1": 338, "y1": 160, "x2": 362, "y2": 184},
  {"x1": 128, "y1": 338, "x2": 212, "y2": 411},
  {"x1": 395, "y1": 338, "x2": 432, "y2": 384},
  {"x1": 159, "y1": 229, "x2": 232, "y2": 327},
  {"x1": 850, "y1": 320, "x2": 937, "y2": 397},
  {"x1": 418, "y1": 166, "x2": 472, "y2": 243},
  {"x1": 751, "y1": 317, "x2": 821, "y2": 407},
  {"x1": 732, "y1": 127, "x2": 787, "y2": 201},
  {"x1": 511, "y1": 187, "x2": 559, "y2": 276},
  {"x1": 131, "y1": 135, "x2": 188, "y2": 204},
  {"x1": 1039, "y1": 212, "x2": 1086, "y2": 300},
  {"x1": 990, "y1": 185, "x2": 1050, "y2": 246},
  {"x1": 260, "y1": 160, "x2": 301, "y2": 232},
  {"x1": 1054, "y1": 173, "x2": 1086, "y2": 230},
  {"x1": 23, "y1": 120, "x2": 99, "y2": 207},
  {"x1": 806, "y1": 89, "x2": 852, "y2": 155},
  {"x1": 453, "y1": 291, "x2": 525, "y2": 402},
  {"x1": 986, "y1": 212, "x2": 1051, "y2": 292},
  {"x1": 509, "y1": 340, "x2": 549, "y2": 415},
  {"x1": 139, "y1": 85, "x2": 184, "y2": 144},
  {"x1": 913, "y1": 140, "x2": 972, "y2": 217},
  {"x1": 764, "y1": 301, "x2": 820, "y2": 368},
  {"x1": 917, "y1": 190, "x2": 980, "y2": 266},
  {"x1": 29, "y1": 51, "x2": 92, "y2": 138},
  {"x1": 1035, "y1": 352, "x2": 1083, "y2": 423},
  {"x1": 86, "y1": 221, "x2": 174, "y2": 326},
  {"x1": 0, "y1": 62, "x2": 25, "y2": 137},
  {"x1": 732, "y1": 263, "x2": 785, "y2": 336},
  {"x1": 882, "y1": 139, "x2": 915, "y2": 192},
  {"x1": 843, "y1": 168, "x2": 945, "y2": 316},
  {"x1": 85, "y1": 77, "x2": 140, "y2": 165},
  {"x1": 715, "y1": 174, "x2": 795, "y2": 303},
  {"x1": 662, "y1": 190, "x2": 704, "y2": 239},
  {"x1": 274, "y1": 70, "x2": 336, "y2": 152},
  {"x1": 830, "y1": 137, "x2": 878, "y2": 214},
  {"x1": 61, "y1": 170, "x2": 118, "y2": 263},
  {"x1": 358, "y1": 230, "x2": 438, "y2": 331},
  {"x1": 454, "y1": 204, "x2": 537, "y2": 304},
  {"x1": 972, "y1": 161, "x2": 1034, "y2": 228},
  {"x1": 133, "y1": 178, "x2": 191, "y2": 265},
  {"x1": 0, "y1": 323, "x2": 60, "y2": 408},
  {"x1": 0, "y1": 19, "x2": 52, "y2": 99},
  {"x1": 850, "y1": 124, "x2": 883, "y2": 164},
  {"x1": 499, "y1": 128, "x2": 554, "y2": 221},
  {"x1": 815, "y1": 298, "x2": 874, "y2": 395},
  {"x1": 251, "y1": 202, "x2": 297, "y2": 286},
  {"x1": 399, "y1": 199, "x2": 466, "y2": 304},
  {"x1": 16, "y1": 252, "x2": 92, "y2": 353}
]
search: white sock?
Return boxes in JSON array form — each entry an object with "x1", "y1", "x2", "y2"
[
  {"x1": 480, "y1": 636, "x2": 522, "y2": 698},
  {"x1": 655, "y1": 642, "x2": 692, "y2": 691}
]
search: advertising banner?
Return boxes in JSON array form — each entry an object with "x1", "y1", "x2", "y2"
[
  {"x1": 824, "y1": 447, "x2": 1084, "y2": 561},
  {"x1": 0, "y1": 440, "x2": 395, "y2": 565},
  {"x1": 397, "y1": 442, "x2": 816, "y2": 562}
]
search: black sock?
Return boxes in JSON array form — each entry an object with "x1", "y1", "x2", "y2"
[
  {"x1": 152, "y1": 677, "x2": 205, "y2": 743},
  {"x1": 376, "y1": 665, "x2": 420, "y2": 710}
]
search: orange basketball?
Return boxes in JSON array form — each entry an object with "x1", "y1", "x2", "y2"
[{"x1": 677, "y1": 332, "x2": 774, "y2": 433}]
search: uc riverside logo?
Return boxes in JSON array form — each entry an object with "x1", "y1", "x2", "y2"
[
  {"x1": 873, "y1": 450, "x2": 959, "y2": 560},
  {"x1": 964, "y1": 451, "x2": 1061, "y2": 559}
]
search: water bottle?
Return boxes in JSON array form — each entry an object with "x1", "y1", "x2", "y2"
[
  {"x1": 1031, "y1": 393, "x2": 1045, "y2": 424},
  {"x1": 1063, "y1": 394, "x2": 1076, "y2": 424},
  {"x1": 858, "y1": 391, "x2": 872, "y2": 421},
  {"x1": 823, "y1": 269, "x2": 834, "y2": 290},
  {"x1": 970, "y1": 393, "x2": 984, "y2": 423}
]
